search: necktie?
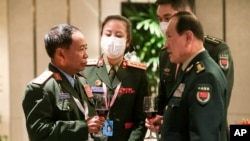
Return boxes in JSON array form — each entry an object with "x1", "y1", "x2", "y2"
[{"x1": 108, "y1": 66, "x2": 116, "y2": 83}]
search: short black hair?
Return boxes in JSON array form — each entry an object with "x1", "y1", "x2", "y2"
[
  {"x1": 44, "y1": 24, "x2": 80, "y2": 58},
  {"x1": 155, "y1": 0, "x2": 195, "y2": 12},
  {"x1": 172, "y1": 11, "x2": 204, "y2": 41}
]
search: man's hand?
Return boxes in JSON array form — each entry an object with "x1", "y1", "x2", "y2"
[
  {"x1": 145, "y1": 115, "x2": 163, "y2": 132},
  {"x1": 87, "y1": 116, "x2": 105, "y2": 133}
]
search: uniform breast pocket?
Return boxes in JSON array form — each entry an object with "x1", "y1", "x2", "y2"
[
  {"x1": 57, "y1": 100, "x2": 72, "y2": 111},
  {"x1": 163, "y1": 97, "x2": 182, "y2": 127},
  {"x1": 168, "y1": 97, "x2": 182, "y2": 108}
]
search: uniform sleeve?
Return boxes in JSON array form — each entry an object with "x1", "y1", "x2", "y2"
[
  {"x1": 22, "y1": 83, "x2": 89, "y2": 141},
  {"x1": 158, "y1": 50, "x2": 168, "y2": 115},
  {"x1": 128, "y1": 71, "x2": 148, "y2": 141},
  {"x1": 188, "y1": 73, "x2": 225, "y2": 141},
  {"x1": 216, "y1": 45, "x2": 234, "y2": 107}
]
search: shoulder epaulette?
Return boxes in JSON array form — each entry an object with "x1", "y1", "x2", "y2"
[
  {"x1": 123, "y1": 60, "x2": 147, "y2": 70},
  {"x1": 195, "y1": 62, "x2": 205, "y2": 74},
  {"x1": 86, "y1": 58, "x2": 98, "y2": 66},
  {"x1": 204, "y1": 35, "x2": 223, "y2": 45},
  {"x1": 32, "y1": 71, "x2": 53, "y2": 85}
]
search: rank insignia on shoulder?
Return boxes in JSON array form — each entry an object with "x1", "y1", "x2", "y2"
[
  {"x1": 219, "y1": 54, "x2": 229, "y2": 70},
  {"x1": 195, "y1": 62, "x2": 205, "y2": 73},
  {"x1": 196, "y1": 84, "x2": 211, "y2": 105},
  {"x1": 204, "y1": 35, "x2": 223, "y2": 45},
  {"x1": 122, "y1": 60, "x2": 147, "y2": 70},
  {"x1": 86, "y1": 58, "x2": 98, "y2": 66},
  {"x1": 32, "y1": 71, "x2": 53, "y2": 85},
  {"x1": 53, "y1": 73, "x2": 62, "y2": 81}
]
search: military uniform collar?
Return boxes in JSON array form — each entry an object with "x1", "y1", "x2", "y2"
[
  {"x1": 182, "y1": 48, "x2": 205, "y2": 71},
  {"x1": 103, "y1": 55, "x2": 122, "y2": 72},
  {"x1": 50, "y1": 63, "x2": 75, "y2": 87}
]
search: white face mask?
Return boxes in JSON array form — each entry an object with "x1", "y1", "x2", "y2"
[
  {"x1": 159, "y1": 22, "x2": 169, "y2": 35},
  {"x1": 101, "y1": 36, "x2": 126, "y2": 59}
]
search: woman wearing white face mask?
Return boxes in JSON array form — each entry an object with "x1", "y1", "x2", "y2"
[{"x1": 83, "y1": 15, "x2": 149, "y2": 141}]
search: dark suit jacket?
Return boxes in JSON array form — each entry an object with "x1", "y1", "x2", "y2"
[
  {"x1": 83, "y1": 57, "x2": 148, "y2": 141},
  {"x1": 22, "y1": 63, "x2": 96, "y2": 141},
  {"x1": 160, "y1": 51, "x2": 228, "y2": 141}
]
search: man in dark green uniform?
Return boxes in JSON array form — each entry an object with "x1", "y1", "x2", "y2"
[
  {"x1": 157, "y1": 0, "x2": 233, "y2": 116},
  {"x1": 22, "y1": 24, "x2": 104, "y2": 141},
  {"x1": 161, "y1": 11, "x2": 228, "y2": 141},
  {"x1": 145, "y1": 1, "x2": 234, "y2": 136}
]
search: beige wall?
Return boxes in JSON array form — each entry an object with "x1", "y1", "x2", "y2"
[
  {"x1": 226, "y1": 0, "x2": 250, "y2": 124},
  {"x1": 0, "y1": 0, "x2": 10, "y2": 140},
  {"x1": 197, "y1": 0, "x2": 250, "y2": 124},
  {"x1": 0, "y1": 0, "x2": 249, "y2": 140}
]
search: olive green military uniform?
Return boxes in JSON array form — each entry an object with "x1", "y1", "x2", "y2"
[
  {"x1": 160, "y1": 50, "x2": 228, "y2": 141},
  {"x1": 158, "y1": 35, "x2": 234, "y2": 114},
  {"x1": 83, "y1": 57, "x2": 148, "y2": 141},
  {"x1": 22, "y1": 63, "x2": 96, "y2": 141}
]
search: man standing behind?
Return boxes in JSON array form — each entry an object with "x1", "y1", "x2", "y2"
[{"x1": 160, "y1": 11, "x2": 228, "y2": 141}]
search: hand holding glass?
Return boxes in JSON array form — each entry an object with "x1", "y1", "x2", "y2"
[
  {"x1": 93, "y1": 94, "x2": 109, "y2": 137},
  {"x1": 144, "y1": 96, "x2": 158, "y2": 139}
]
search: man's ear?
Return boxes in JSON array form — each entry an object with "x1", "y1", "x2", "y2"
[
  {"x1": 185, "y1": 30, "x2": 193, "y2": 45},
  {"x1": 55, "y1": 48, "x2": 65, "y2": 59}
]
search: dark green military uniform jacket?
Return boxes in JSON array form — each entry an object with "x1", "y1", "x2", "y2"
[
  {"x1": 158, "y1": 35, "x2": 234, "y2": 116},
  {"x1": 160, "y1": 50, "x2": 228, "y2": 141},
  {"x1": 83, "y1": 57, "x2": 148, "y2": 141},
  {"x1": 22, "y1": 63, "x2": 96, "y2": 141}
]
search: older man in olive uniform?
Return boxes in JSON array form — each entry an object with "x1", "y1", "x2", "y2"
[
  {"x1": 159, "y1": 11, "x2": 228, "y2": 141},
  {"x1": 156, "y1": 0, "x2": 233, "y2": 118},
  {"x1": 22, "y1": 24, "x2": 104, "y2": 141}
]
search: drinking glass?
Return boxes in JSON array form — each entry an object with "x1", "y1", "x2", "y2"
[
  {"x1": 93, "y1": 94, "x2": 109, "y2": 137},
  {"x1": 144, "y1": 96, "x2": 158, "y2": 139}
]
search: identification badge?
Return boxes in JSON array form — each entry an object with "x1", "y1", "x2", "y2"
[
  {"x1": 103, "y1": 120, "x2": 113, "y2": 136},
  {"x1": 59, "y1": 93, "x2": 70, "y2": 100}
]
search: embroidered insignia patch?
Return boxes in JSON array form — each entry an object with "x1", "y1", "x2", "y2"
[
  {"x1": 196, "y1": 85, "x2": 211, "y2": 105},
  {"x1": 84, "y1": 84, "x2": 93, "y2": 98},
  {"x1": 219, "y1": 54, "x2": 229, "y2": 70}
]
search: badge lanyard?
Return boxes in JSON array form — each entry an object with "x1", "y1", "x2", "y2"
[{"x1": 102, "y1": 82, "x2": 122, "y2": 109}]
